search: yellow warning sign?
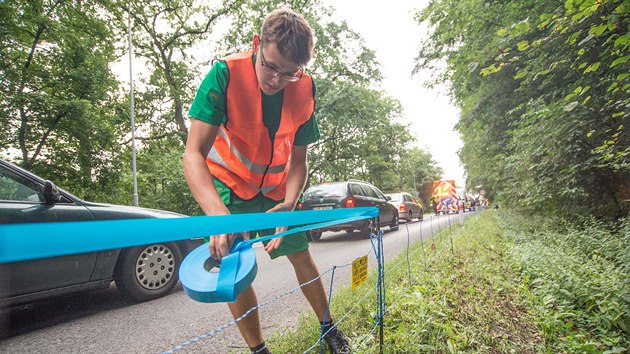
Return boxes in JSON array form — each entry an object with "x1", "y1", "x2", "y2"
[{"x1": 351, "y1": 255, "x2": 368, "y2": 289}]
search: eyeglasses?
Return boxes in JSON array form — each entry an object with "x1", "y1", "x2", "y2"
[{"x1": 258, "y1": 43, "x2": 303, "y2": 82}]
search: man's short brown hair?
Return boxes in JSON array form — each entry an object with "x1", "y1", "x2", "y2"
[{"x1": 261, "y1": 8, "x2": 313, "y2": 67}]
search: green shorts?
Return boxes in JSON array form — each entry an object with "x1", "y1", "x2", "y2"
[{"x1": 207, "y1": 179, "x2": 309, "y2": 259}]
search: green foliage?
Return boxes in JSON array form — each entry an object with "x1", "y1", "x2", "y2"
[
  {"x1": 499, "y1": 211, "x2": 630, "y2": 353},
  {"x1": 0, "y1": 0, "x2": 442, "y2": 216},
  {"x1": 308, "y1": 79, "x2": 412, "y2": 186},
  {"x1": 0, "y1": 0, "x2": 123, "y2": 198},
  {"x1": 416, "y1": 0, "x2": 630, "y2": 217},
  {"x1": 264, "y1": 211, "x2": 630, "y2": 353},
  {"x1": 134, "y1": 137, "x2": 202, "y2": 215}
]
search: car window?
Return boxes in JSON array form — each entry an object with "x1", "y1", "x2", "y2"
[
  {"x1": 388, "y1": 194, "x2": 402, "y2": 202},
  {"x1": 369, "y1": 186, "x2": 387, "y2": 201},
  {"x1": 0, "y1": 168, "x2": 43, "y2": 202},
  {"x1": 350, "y1": 183, "x2": 365, "y2": 197},
  {"x1": 359, "y1": 184, "x2": 378, "y2": 199},
  {"x1": 304, "y1": 183, "x2": 346, "y2": 198},
  {"x1": 372, "y1": 186, "x2": 387, "y2": 200},
  {"x1": 403, "y1": 194, "x2": 411, "y2": 202}
]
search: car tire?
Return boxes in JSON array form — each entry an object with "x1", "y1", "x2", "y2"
[
  {"x1": 360, "y1": 218, "x2": 376, "y2": 237},
  {"x1": 407, "y1": 211, "x2": 413, "y2": 223},
  {"x1": 114, "y1": 242, "x2": 182, "y2": 302},
  {"x1": 390, "y1": 212, "x2": 400, "y2": 231},
  {"x1": 308, "y1": 230, "x2": 322, "y2": 242}
]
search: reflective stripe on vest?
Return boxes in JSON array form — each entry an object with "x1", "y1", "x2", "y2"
[{"x1": 205, "y1": 51, "x2": 314, "y2": 201}]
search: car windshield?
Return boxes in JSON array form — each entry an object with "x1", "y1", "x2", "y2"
[
  {"x1": 304, "y1": 183, "x2": 346, "y2": 198},
  {"x1": 387, "y1": 194, "x2": 402, "y2": 202}
]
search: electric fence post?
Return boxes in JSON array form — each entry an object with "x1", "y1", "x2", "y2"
[
  {"x1": 420, "y1": 220, "x2": 427, "y2": 271},
  {"x1": 376, "y1": 225, "x2": 385, "y2": 353},
  {"x1": 430, "y1": 214, "x2": 435, "y2": 241},
  {"x1": 447, "y1": 214, "x2": 454, "y2": 254}
]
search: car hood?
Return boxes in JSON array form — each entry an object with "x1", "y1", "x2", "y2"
[{"x1": 82, "y1": 202, "x2": 185, "y2": 220}]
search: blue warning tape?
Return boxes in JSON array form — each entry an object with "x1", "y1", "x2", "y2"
[
  {"x1": 0, "y1": 207, "x2": 379, "y2": 304},
  {"x1": 0, "y1": 207, "x2": 378, "y2": 264}
]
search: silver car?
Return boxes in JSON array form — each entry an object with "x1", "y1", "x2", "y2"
[{"x1": 385, "y1": 192, "x2": 424, "y2": 222}]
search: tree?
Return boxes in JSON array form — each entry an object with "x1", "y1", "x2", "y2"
[
  {"x1": 415, "y1": 0, "x2": 629, "y2": 217},
  {"x1": 0, "y1": 0, "x2": 123, "y2": 200},
  {"x1": 121, "y1": 0, "x2": 242, "y2": 146}
]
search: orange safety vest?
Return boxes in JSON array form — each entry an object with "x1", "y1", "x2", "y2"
[{"x1": 205, "y1": 51, "x2": 315, "y2": 201}]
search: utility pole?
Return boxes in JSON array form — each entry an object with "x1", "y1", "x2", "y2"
[{"x1": 128, "y1": 0, "x2": 138, "y2": 206}]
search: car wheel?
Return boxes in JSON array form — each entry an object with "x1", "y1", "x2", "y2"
[
  {"x1": 114, "y1": 242, "x2": 182, "y2": 302},
  {"x1": 390, "y1": 212, "x2": 400, "y2": 231},
  {"x1": 308, "y1": 230, "x2": 322, "y2": 242},
  {"x1": 360, "y1": 218, "x2": 376, "y2": 237},
  {"x1": 419, "y1": 210, "x2": 424, "y2": 221},
  {"x1": 407, "y1": 211, "x2": 413, "y2": 223}
]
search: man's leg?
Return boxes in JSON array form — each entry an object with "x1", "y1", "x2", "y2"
[
  {"x1": 286, "y1": 249, "x2": 331, "y2": 322},
  {"x1": 228, "y1": 285, "x2": 264, "y2": 348},
  {"x1": 286, "y1": 249, "x2": 351, "y2": 353}
]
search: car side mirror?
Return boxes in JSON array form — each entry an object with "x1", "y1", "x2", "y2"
[
  {"x1": 42, "y1": 180, "x2": 61, "y2": 204},
  {"x1": 386, "y1": 196, "x2": 391, "y2": 201}
]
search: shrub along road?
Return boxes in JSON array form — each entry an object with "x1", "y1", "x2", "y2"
[{"x1": 266, "y1": 210, "x2": 629, "y2": 353}]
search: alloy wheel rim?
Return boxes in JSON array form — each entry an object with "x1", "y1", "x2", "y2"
[{"x1": 134, "y1": 244, "x2": 175, "y2": 290}]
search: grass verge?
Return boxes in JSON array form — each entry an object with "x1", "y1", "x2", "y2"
[{"x1": 259, "y1": 211, "x2": 629, "y2": 353}]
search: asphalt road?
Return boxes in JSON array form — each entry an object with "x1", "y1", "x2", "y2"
[{"x1": 0, "y1": 212, "x2": 471, "y2": 353}]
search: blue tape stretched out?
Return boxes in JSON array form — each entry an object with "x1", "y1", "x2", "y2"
[
  {"x1": 0, "y1": 207, "x2": 378, "y2": 264},
  {"x1": 0, "y1": 207, "x2": 379, "y2": 303}
]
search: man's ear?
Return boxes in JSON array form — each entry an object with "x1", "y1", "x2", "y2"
[{"x1": 252, "y1": 34, "x2": 260, "y2": 52}]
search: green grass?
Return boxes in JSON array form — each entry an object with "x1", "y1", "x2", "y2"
[{"x1": 247, "y1": 211, "x2": 629, "y2": 353}]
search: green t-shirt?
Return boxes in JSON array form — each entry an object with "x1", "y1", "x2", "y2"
[{"x1": 188, "y1": 56, "x2": 320, "y2": 146}]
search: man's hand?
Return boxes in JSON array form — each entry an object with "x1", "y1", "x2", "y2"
[
  {"x1": 209, "y1": 231, "x2": 250, "y2": 261},
  {"x1": 264, "y1": 202, "x2": 294, "y2": 253}
]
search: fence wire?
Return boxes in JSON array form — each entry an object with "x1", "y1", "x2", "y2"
[{"x1": 163, "y1": 211, "x2": 477, "y2": 353}]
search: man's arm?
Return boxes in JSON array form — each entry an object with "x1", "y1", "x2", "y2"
[
  {"x1": 264, "y1": 144, "x2": 309, "y2": 252},
  {"x1": 283, "y1": 144, "x2": 309, "y2": 209},
  {"x1": 183, "y1": 119, "x2": 233, "y2": 259}
]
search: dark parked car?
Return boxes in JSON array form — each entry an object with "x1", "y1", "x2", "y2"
[
  {"x1": 301, "y1": 180, "x2": 399, "y2": 241},
  {"x1": 0, "y1": 159, "x2": 197, "y2": 307},
  {"x1": 385, "y1": 192, "x2": 424, "y2": 222}
]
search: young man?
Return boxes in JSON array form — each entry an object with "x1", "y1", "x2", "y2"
[{"x1": 183, "y1": 8, "x2": 350, "y2": 354}]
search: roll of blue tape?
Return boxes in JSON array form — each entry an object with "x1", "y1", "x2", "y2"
[{"x1": 179, "y1": 239, "x2": 257, "y2": 303}]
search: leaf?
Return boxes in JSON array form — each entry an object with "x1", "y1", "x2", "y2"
[
  {"x1": 467, "y1": 62, "x2": 479, "y2": 73},
  {"x1": 517, "y1": 40, "x2": 530, "y2": 51},
  {"x1": 586, "y1": 130, "x2": 595, "y2": 137},
  {"x1": 610, "y1": 56, "x2": 629, "y2": 68},
  {"x1": 564, "y1": 101, "x2": 579, "y2": 111},
  {"x1": 613, "y1": 33, "x2": 629, "y2": 47},
  {"x1": 588, "y1": 24, "x2": 608, "y2": 36},
  {"x1": 496, "y1": 28, "x2": 507, "y2": 36},
  {"x1": 514, "y1": 70, "x2": 527, "y2": 80},
  {"x1": 578, "y1": 34, "x2": 594, "y2": 46},
  {"x1": 584, "y1": 62, "x2": 600, "y2": 73}
]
